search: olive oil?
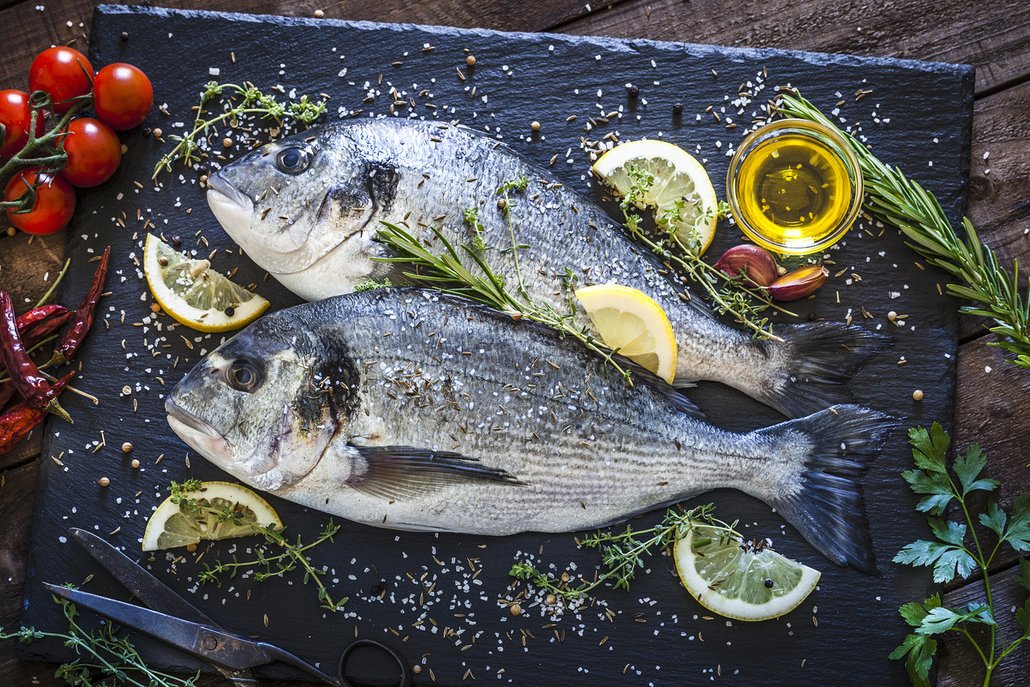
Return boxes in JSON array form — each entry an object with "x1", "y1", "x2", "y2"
[
  {"x1": 727, "y1": 119, "x2": 862, "y2": 255},
  {"x1": 736, "y1": 135, "x2": 851, "y2": 245}
]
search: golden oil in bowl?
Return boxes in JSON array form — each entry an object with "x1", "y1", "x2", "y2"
[{"x1": 727, "y1": 119, "x2": 863, "y2": 255}]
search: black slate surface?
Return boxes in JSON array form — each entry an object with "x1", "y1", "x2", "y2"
[{"x1": 19, "y1": 5, "x2": 974, "y2": 686}]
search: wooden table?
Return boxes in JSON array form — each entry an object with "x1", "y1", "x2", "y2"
[{"x1": 1, "y1": 1, "x2": 1027, "y2": 685}]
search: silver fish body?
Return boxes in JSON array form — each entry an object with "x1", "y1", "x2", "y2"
[
  {"x1": 167, "y1": 288, "x2": 895, "y2": 573},
  {"x1": 207, "y1": 119, "x2": 886, "y2": 417}
]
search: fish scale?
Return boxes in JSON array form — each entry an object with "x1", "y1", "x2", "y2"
[
  {"x1": 167, "y1": 288, "x2": 897, "y2": 572},
  {"x1": 208, "y1": 118, "x2": 889, "y2": 418}
]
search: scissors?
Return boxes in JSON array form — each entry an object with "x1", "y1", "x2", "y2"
[{"x1": 48, "y1": 527, "x2": 413, "y2": 687}]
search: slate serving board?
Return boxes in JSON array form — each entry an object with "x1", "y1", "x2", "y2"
[{"x1": 19, "y1": 5, "x2": 974, "y2": 685}]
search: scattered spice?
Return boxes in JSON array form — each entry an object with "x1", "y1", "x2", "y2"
[{"x1": 912, "y1": 389, "x2": 924, "y2": 401}]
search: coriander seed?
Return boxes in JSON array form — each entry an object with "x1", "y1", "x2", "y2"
[
  {"x1": 152, "y1": 127, "x2": 163, "y2": 139},
  {"x1": 509, "y1": 603, "x2": 522, "y2": 616},
  {"x1": 466, "y1": 55, "x2": 476, "y2": 67},
  {"x1": 222, "y1": 137, "x2": 233, "y2": 148},
  {"x1": 121, "y1": 442, "x2": 133, "y2": 453},
  {"x1": 150, "y1": 303, "x2": 161, "y2": 314},
  {"x1": 545, "y1": 594, "x2": 557, "y2": 605},
  {"x1": 131, "y1": 459, "x2": 141, "y2": 469},
  {"x1": 313, "y1": 8, "x2": 325, "y2": 17},
  {"x1": 98, "y1": 477, "x2": 110, "y2": 487},
  {"x1": 531, "y1": 121, "x2": 541, "y2": 132},
  {"x1": 912, "y1": 389, "x2": 924, "y2": 401}
]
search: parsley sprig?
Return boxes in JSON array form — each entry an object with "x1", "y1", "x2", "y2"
[
  {"x1": 1, "y1": 593, "x2": 200, "y2": 686},
  {"x1": 890, "y1": 424, "x2": 1029, "y2": 687},
  {"x1": 169, "y1": 480, "x2": 348, "y2": 612},
  {"x1": 152, "y1": 81, "x2": 327, "y2": 180},
  {"x1": 509, "y1": 504, "x2": 735, "y2": 599}
]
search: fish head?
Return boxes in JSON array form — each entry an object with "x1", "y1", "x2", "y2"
[
  {"x1": 207, "y1": 124, "x2": 398, "y2": 299},
  {"x1": 165, "y1": 311, "x2": 357, "y2": 492}
]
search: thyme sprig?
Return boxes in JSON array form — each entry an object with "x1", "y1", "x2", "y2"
[
  {"x1": 152, "y1": 81, "x2": 327, "y2": 180},
  {"x1": 1, "y1": 593, "x2": 200, "y2": 686},
  {"x1": 616, "y1": 166, "x2": 794, "y2": 341},
  {"x1": 169, "y1": 480, "x2": 347, "y2": 612},
  {"x1": 777, "y1": 90, "x2": 1030, "y2": 369},
  {"x1": 890, "y1": 424, "x2": 1029, "y2": 687},
  {"x1": 509, "y1": 504, "x2": 737, "y2": 599},
  {"x1": 375, "y1": 178, "x2": 634, "y2": 383}
]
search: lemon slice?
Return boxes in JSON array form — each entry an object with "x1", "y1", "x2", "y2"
[
  {"x1": 143, "y1": 233, "x2": 269, "y2": 332},
  {"x1": 142, "y1": 481, "x2": 282, "y2": 551},
  {"x1": 574, "y1": 283, "x2": 678, "y2": 384},
  {"x1": 592, "y1": 139, "x2": 719, "y2": 255},
  {"x1": 673, "y1": 524, "x2": 821, "y2": 621}
]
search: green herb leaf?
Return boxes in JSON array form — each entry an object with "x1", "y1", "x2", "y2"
[
  {"x1": 909, "y1": 424, "x2": 950, "y2": 474},
  {"x1": 979, "y1": 500, "x2": 1007, "y2": 537},
  {"x1": 898, "y1": 593, "x2": 942, "y2": 628},
  {"x1": 889, "y1": 633, "x2": 937, "y2": 687},
  {"x1": 894, "y1": 537, "x2": 976, "y2": 583},
  {"x1": 916, "y1": 605, "x2": 994, "y2": 636},
  {"x1": 953, "y1": 445, "x2": 998, "y2": 496},
  {"x1": 1017, "y1": 558, "x2": 1030, "y2": 593},
  {"x1": 1002, "y1": 496, "x2": 1030, "y2": 552},
  {"x1": 928, "y1": 518, "x2": 966, "y2": 546},
  {"x1": 1017, "y1": 597, "x2": 1030, "y2": 636}
]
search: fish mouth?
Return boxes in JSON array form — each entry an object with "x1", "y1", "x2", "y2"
[
  {"x1": 165, "y1": 396, "x2": 234, "y2": 460},
  {"x1": 207, "y1": 172, "x2": 251, "y2": 209}
]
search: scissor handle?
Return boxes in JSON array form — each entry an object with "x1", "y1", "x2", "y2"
[{"x1": 338, "y1": 639, "x2": 413, "y2": 687}]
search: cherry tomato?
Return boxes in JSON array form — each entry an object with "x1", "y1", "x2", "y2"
[
  {"x1": 92, "y1": 63, "x2": 152, "y2": 131},
  {"x1": 28, "y1": 47, "x2": 94, "y2": 114},
  {"x1": 0, "y1": 90, "x2": 44, "y2": 159},
  {"x1": 60, "y1": 117, "x2": 121, "y2": 187},
  {"x1": 4, "y1": 168, "x2": 76, "y2": 235}
]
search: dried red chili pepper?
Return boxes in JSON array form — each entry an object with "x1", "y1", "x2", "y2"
[
  {"x1": 0, "y1": 371, "x2": 72, "y2": 455},
  {"x1": 15, "y1": 304, "x2": 68, "y2": 334},
  {"x1": 0, "y1": 309, "x2": 72, "y2": 412},
  {"x1": 50, "y1": 245, "x2": 110, "y2": 366},
  {"x1": 0, "y1": 291, "x2": 71, "y2": 423}
]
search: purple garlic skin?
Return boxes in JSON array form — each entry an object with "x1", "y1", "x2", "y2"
[
  {"x1": 712, "y1": 244, "x2": 779, "y2": 287},
  {"x1": 769, "y1": 265, "x2": 829, "y2": 302}
]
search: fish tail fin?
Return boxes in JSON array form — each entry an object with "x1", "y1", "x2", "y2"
[
  {"x1": 754, "y1": 322, "x2": 891, "y2": 417},
  {"x1": 755, "y1": 404, "x2": 899, "y2": 575}
]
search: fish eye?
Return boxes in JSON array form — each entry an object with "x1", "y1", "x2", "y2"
[
  {"x1": 225, "y1": 359, "x2": 264, "y2": 393},
  {"x1": 274, "y1": 145, "x2": 312, "y2": 175}
]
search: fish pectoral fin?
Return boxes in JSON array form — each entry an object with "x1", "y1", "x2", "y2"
[{"x1": 346, "y1": 445, "x2": 522, "y2": 501}]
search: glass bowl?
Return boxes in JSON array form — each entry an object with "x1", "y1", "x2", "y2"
[{"x1": 726, "y1": 118, "x2": 863, "y2": 255}]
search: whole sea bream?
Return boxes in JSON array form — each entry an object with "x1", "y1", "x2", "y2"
[
  {"x1": 206, "y1": 118, "x2": 886, "y2": 417},
  {"x1": 166, "y1": 288, "x2": 896, "y2": 573}
]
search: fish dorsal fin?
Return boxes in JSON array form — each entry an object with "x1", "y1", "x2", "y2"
[{"x1": 346, "y1": 445, "x2": 522, "y2": 501}]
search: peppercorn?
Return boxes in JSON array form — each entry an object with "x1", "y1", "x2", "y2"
[
  {"x1": 764, "y1": 578, "x2": 774, "y2": 588},
  {"x1": 170, "y1": 234, "x2": 182, "y2": 247},
  {"x1": 626, "y1": 84, "x2": 639, "y2": 97},
  {"x1": 224, "y1": 306, "x2": 235, "y2": 317},
  {"x1": 672, "y1": 103, "x2": 683, "y2": 116},
  {"x1": 120, "y1": 31, "x2": 129, "y2": 41}
]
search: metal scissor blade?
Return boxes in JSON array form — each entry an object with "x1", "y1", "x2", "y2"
[
  {"x1": 44, "y1": 584, "x2": 273, "y2": 671},
  {"x1": 69, "y1": 528, "x2": 215, "y2": 625}
]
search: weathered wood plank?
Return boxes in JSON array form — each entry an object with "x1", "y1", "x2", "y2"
[
  {"x1": 938, "y1": 562, "x2": 1029, "y2": 687},
  {"x1": 560, "y1": 0, "x2": 1030, "y2": 95},
  {"x1": 0, "y1": 0, "x2": 606, "y2": 86}
]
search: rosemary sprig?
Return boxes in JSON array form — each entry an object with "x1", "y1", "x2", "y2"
[
  {"x1": 616, "y1": 166, "x2": 795, "y2": 341},
  {"x1": 375, "y1": 178, "x2": 634, "y2": 383},
  {"x1": 509, "y1": 504, "x2": 737, "y2": 599},
  {"x1": 169, "y1": 480, "x2": 347, "y2": 612},
  {"x1": 1, "y1": 593, "x2": 200, "y2": 686},
  {"x1": 776, "y1": 90, "x2": 1030, "y2": 369},
  {"x1": 152, "y1": 81, "x2": 327, "y2": 179}
]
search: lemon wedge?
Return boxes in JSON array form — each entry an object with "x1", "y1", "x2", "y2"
[
  {"x1": 592, "y1": 139, "x2": 719, "y2": 255},
  {"x1": 143, "y1": 233, "x2": 269, "y2": 332},
  {"x1": 575, "y1": 283, "x2": 678, "y2": 384},
  {"x1": 142, "y1": 481, "x2": 282, "y2": 551},
  {"x1": 673, "y1": 524, "x2": 821, "y2": 621}
]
